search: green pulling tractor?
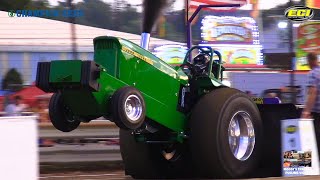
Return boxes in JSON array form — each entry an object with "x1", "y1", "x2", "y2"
[
  {"x1": 36, "y1": 35, "x2": 263, "y2": 179},
  {"x1": 35, "y1": 2, "x2": 297, "y2": 178}
]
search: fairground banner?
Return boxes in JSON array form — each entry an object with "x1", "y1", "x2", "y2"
[
  {"x1": 306, "y1": 0, "x2": 320, "y2": 9},
  {"x1": 296, "y1": 21, "x2": 320, "y2": 70}
]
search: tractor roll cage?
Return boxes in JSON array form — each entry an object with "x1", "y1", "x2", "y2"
[{"x1": 186, "y1": 4, "x2": 242, "y2": 50}]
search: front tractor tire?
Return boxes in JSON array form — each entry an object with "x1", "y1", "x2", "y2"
[
  {"x1": 189, "y1": 88, "x2": 262, "y2": 179},
  {"x1": 49, "y1": 93, "x2": 80, "y2": 132},
  {"x1": 112, "y1": 86, "x2": 146, "y2": 130}
]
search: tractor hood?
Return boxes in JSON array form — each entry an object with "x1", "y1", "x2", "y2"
[{"x1": 93, "y1": 36, "x2": 188, "y2": 85}]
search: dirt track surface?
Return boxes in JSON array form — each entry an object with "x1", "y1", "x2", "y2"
[
  {"x1": 40, "y1": 169, "x2": 320, "y2": 180},
  {"x1": 40, "y1": 170, "x2": 128, "y2": 180}
]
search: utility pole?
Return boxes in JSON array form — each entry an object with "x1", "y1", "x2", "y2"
[
  {"x1": 288, "y1": 0, "x2": 296, "y2": 104},
  {"x1": 112, "y1": 0, "x2": 125, "y2": 30},
  {"x1": 67, "y1": 0, "x2": 78, "y2": 60}
]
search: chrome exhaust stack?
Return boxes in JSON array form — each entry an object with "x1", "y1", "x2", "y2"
[{"x1": 140, "y1": 32, "x2": 150, "y2": 50}]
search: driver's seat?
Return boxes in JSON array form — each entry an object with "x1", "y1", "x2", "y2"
[{"x1": 211, "y1": 60, "x2": 225, "y2": 79}]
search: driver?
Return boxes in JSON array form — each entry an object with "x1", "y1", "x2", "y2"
[{"x1": 193, "y1": 53, "x2": 210, "y2": 75}]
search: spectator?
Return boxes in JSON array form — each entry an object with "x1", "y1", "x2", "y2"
[
  {"x1": 4, "y1": 95, "x2": 28, "y2": 116},
  {"x1": 33, "y1": 98, "x2": 54, "y2": 147},
  {"x1": 283, "y1": 161, "x2": 291, "y2": 167},
  {"x1": 266, "y1": 92, "x2": 275, "y2": 98},
  {"x1": 33, "y1": 99, "x2": 50, "y2": 123},
  {"x1": 0, "y1": 99, "x2": 4, "y2": 112},
  {"x1": 301, "y1": 52, "x2": 320, "y2": 155},
  {"x1": 245, "y1": 91, "x2": 253, "y2": 96},
  {"x1": 265, "y1": 92, "x2": 282, "y2": 103},
  {"x1": 301, "y1": 52, "x2": 320, "y2": 119}
]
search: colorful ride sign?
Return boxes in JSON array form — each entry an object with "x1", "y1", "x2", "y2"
[
  {"x1": 152, "y1": 45, "x2": 188, "y2": 65},
  {"x1": 199, "y1": 16, "x2": 263, "y2": 66},
  {"x1": 201, "y1": 16, "x2": 260, "y2": 44},
  {"x1": 202, "y1": 45, "x2": 263, "y2": 65},
  {"x1": 296, "y1": 21, "x2": 320, "y2": 70}
]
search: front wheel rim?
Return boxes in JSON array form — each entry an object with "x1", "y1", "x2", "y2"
[
  {"x1": 124, "y1": 95, "x2": 143, "y2": 121},
  {"x1": 228, "y1": 111, "x2": 255, "y2": 161}
]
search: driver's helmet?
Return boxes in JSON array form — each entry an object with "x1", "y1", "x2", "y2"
[
  {"x1": 193, "y1": 53, "x2": 210, "y2": 74},
  {"x1": 193, "y1": 53, "x2": 210, "y2": 65}
]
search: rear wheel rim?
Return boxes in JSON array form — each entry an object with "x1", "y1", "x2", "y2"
[
  {"x1": 124, "y1": 95, "x2": 143, "y2": 121},
  {"x1": 228, "y1": 111, "x2": 255, "y2": 161}
]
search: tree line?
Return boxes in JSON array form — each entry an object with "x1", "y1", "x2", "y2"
[
  {"x1": 1, "y1": 0, "x2": 320, "y2": 91},
  {"x1": 0, "y1": 0, "x2": 319, "y2": 44}
]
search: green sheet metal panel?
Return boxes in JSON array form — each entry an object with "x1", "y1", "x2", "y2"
[{"x1": 49, "y1": 60, "x2": 82, "y2": 83}]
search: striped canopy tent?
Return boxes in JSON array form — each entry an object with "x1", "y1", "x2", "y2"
[{"x1": 9, "y1": 85, "x2": 47, "y2": 106}]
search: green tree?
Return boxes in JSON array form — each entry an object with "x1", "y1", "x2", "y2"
[
  {"x1": 47, "y1": 0, "x2": 113, "y2": 29},
  {"x1": 164, "y1": 10, "x2": 187, "y2": 42},
  {"x1": 74, "y1": 0, "x2": 113, "y2": 29},
  {"x1": 115, "y1": 4, "x2": 142, "y2": 34},
  {"x1": 0, "y1": 0, "x2": 50, "y2": 11},
  {"x1": 1, "y1": 68, "x2": 23, "y2": 92},
  {"x1": 26, "y1": 0, "x2": 50, "y2": 10},
  {"x1": 0, "y1": 0, "x2": 30, "y2": 11}
]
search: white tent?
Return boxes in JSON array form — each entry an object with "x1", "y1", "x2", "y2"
[{"x1": 0, "y1": 11, "x2": 182, "y2": 52}]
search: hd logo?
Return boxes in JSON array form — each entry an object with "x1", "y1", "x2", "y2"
[{"x1": 285, "y1": 5, "x2": 314, "y2": 21}]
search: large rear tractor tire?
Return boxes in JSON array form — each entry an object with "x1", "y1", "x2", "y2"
[
  {"x1": 120, "y1": 129, "x2": 194, "y2": 179},
  {"x1": 120, "y1": 129, "x2": 167, "y2": 179},
  {"x1": 189, "y1": 88, "x2": 262, "y2": 179},
  {"x1": 49, "y1": 93, "x2": 80, "y2": 132}
]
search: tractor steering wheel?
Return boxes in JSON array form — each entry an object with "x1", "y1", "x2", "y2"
[
  {"x1": 198, "y1": 47, "x2": 212, "y2": 57},
  {"x1": 181, "y1": 45, "x2": 223, "y2": 80},
  {"x1": 180, "y1": 47, "x2": 212, "y2": 77}
]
